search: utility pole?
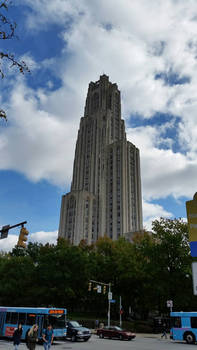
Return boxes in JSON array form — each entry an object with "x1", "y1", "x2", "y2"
[
  {"x1": 108, "y1": 283, "x2": 111, "y2": 327},
  {"x1": 119, "y1": 296, "x2": 122, "y2": 327},
  {"x1": 89, "y1": 279, "x2": 112, "y2": 327}
]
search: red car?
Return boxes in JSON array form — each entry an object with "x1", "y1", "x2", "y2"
[{"x1": 97, "y1": 326, "x2": 136, "y2": 340}]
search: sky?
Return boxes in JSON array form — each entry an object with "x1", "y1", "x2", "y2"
[{"x1": 0, "y1": 0, "x2": 197, "y2": 251}]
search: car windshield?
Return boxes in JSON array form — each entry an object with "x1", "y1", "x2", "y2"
[{"x1": 69, "y1": 321, "x2": 81, "y2": 328}]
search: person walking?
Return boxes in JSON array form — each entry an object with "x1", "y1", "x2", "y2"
[
  {"x1": 13, "y1": 323, "x2": 23, "y2": 350},
  {"x1": 161, "y1": 323, "x2": 167, "y2": 339},
  {"x1": 26, "y1": 324, "x2": 38, "y2": 350},
  {"x1": 42, "y1": 324, "x2": 54, "y2": 350}
]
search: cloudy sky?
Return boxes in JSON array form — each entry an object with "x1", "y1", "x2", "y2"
[{"x1": 0, "y1": 0, "x2": 196, "y2": 251}]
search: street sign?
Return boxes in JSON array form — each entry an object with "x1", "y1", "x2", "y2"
[
  {"x1": 110, "y1": 299, "x2": 116, "y2": 303},
  {"x1": 0, "y1": 225, "x2": 10, "y2": 239},
  {"x1": 108, "y1": 292, "x2": 112, "y2": 300},
  {"x1": 167, "y1": 300, "x2": 173, "y2": 308},
  {"x1": 97, "y1": 285, "x2": 101, "y2": 293},
  {"x1": 192, "y1": 262, "x2": 197, "y2": 295},
  {"x1": 186, "y1": 193, "x2": 197, "y2": 256}
]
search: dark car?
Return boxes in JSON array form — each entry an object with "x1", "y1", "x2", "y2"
[
  {"x1": 97, "y1": 326, "x2": 136, "y2": 340},
  {"x1": 66, "y1": 321, "x2": 91, "y2": 342}
]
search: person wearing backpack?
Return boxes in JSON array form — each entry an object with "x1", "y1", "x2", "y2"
[
  {"x1": 13, "y1": 323, "x2": 23, "y2": 350},
  {"x1": 42, "y1": 324, "x2": 54, "y2": 350},
  {"x1": 26, "y1": 324, "x2": 38, "y2": 350}
]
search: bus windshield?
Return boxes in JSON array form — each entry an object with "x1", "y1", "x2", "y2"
[{"x1": 47, "y1": 314, "x2": 66, "y2": 329}]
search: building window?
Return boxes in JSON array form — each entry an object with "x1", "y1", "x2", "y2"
[{"x1": 91, "y1": 92, "x2": 99, "y2": 112}]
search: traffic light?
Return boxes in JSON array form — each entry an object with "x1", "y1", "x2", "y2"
[
  {"x1": 88, "y1": 282, "x2": 92, "y2": 291},
  {"x1": 103, "y1": 285, "x2": 106, "y2": 294},
  {"x1": 17, "y1": 227, "x2": 29, "y2": 248}
]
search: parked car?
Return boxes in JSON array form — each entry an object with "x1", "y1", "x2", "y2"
[
  {"x1": 97, "y1": 326, "x2": 136, "y2": 340},
  {"x1": 66, "y1": 321, "x2": 91, "y2": 342}
]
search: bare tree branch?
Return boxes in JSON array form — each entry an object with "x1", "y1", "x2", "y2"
[{"x1": 0, "y1": 0, "x2": 30, "y2": 120}]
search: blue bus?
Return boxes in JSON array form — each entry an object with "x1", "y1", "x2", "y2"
[
  {"x1": 170, "y1": 311, "x2": 197, "y2": 344},
  {"x1": 0, "y1": 307, "x2": 67, "y2": 341}
]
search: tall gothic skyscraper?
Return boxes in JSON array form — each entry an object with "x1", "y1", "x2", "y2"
[{"x1": 58, "y1": 75, "x2": 143, "y2": 245}]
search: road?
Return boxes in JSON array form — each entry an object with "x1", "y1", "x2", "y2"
[{"x1": 0, "y1": 334, "x2": 193, "y2": 350}]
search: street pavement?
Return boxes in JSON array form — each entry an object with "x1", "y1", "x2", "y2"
[{"x1": 0, "y1": 334, "x2": 193, "y2": 350}]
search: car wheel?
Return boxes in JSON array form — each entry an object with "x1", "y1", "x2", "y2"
[
  {"x1": 71, "y1": 335, "x2": 76, "y2": 342},
  {"x1": 184, "y1": 332, "x2": 195, "y2": 344},
  {"x1": 99, "y1": 333, "x2": 104, "y2": 338},
  {"x1": 119, "y1": 334, "x2": 123, "y2": 340}
]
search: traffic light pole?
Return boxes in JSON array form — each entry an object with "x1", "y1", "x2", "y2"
[
  {"x1": 0, "y1": 221, "x2": 27, "y2": 239},
  {"x1": 108, "y1": 283, "x2": 111, "y2": 327},
  {"x1": 120, "y1": 295, "x2": 122, "y2": 327},
  {"x1": 89, "y1": 279, "x2": 112, "y2": 326}
]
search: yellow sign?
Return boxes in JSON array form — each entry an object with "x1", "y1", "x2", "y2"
[
  {"x1": 49, "y1": 309, "x2": 64, "y2": 314},
  {"x1": 186, "y1": 193, "x2": 197, "y2": 242}
]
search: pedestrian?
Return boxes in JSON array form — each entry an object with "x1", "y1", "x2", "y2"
[
  {"x1": 13, "y1": 323, "x2": 23, "y2": 350},
  {"x1": 95, "y1": 319, "x2": 99, "y2": 328},
  {"x1": 42, "y1": 324, "x2": 54, "y2": 350},
  {"x1": 26, "y1": 324, "x2": 38, "y2": 350},
  {"x1": 161, "y1": 323, "x2": 167, "y2": 339}
]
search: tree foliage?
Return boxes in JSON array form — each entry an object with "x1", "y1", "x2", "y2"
[{"x1": 0, "y1": 218, "x2": 196, "y2": 320}]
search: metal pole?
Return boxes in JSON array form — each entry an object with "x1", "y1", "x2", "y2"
[
  {"x1": 108, "y1": 283, "x2": 111, "y2": 327},
  {"x1": 120, "y1": 296, "x2": 122, "y2": 327}
]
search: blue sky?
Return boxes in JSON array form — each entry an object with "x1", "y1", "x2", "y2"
[{"x1": 0, "y1": 0, "x2": 197, "y2": 251}]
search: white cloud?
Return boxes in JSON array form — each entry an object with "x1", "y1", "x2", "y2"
[
  {"x1": 0, "y1": 80, "x2": 79, "y2": 187},
  {"x1": 127, "y1": 126, "x2": 197, "y2": 200},
  {"x1": 0, "y1": 235, "x2": 18, "y2": 253},
  {"x1": 30, "y1": 230, "x2": 57, "y2": 245},
  {"x1": 143, "y1": 200, "x2": 173, "y2": 231}
]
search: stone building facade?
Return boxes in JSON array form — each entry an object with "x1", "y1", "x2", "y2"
[{"x1": 58, "y1": 75, "x2": 143, "y2": 245}]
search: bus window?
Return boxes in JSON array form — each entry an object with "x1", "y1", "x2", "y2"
[
  {"x1": 191, "y1": 318, "x2": 197, "y2": 328},
  {"x1": 11, "y1": 313, "x2": 18, "y2": 324},
  {"x1": 48, "y1": 315, "x2": 66, "y2": 329},
  {"x1": 7, "y1": 313, "x2": 19, "y2": 324},
  {"x1": 43, "y1": 314, "x2": 66, "y2": 329},
  {"x1": 6, "y1": 313, "x2": 11, "y2": 323},
  {"x1": 18, "y1": 313, "x2": 26, "y2": 325},
  {"x1": 26, "y1": 314, "x2": 36, "y2": 326},
  {"x1": 171, "y1": 317, "x2": 181, "y2": 328}
]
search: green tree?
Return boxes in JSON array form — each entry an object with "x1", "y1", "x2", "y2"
[
  {"x1": 151, "y1": 218, "x2": 193, "y2": 312},
  {"x1": 0, "y1": 253, "x2": 36, "y2": 306}
]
